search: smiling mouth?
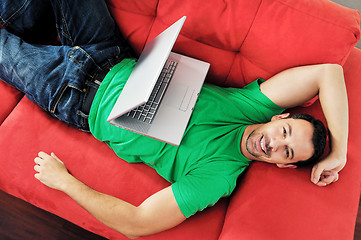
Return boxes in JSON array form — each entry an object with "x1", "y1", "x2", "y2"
[
  {"x1": 260, "y1": 136, "x2": 266, "y2": 153},
  {"x1": 246, "y1": 130, "x2": 269, "y2": 159},
  {"x1": 257, "y1": 135, "x2": 267, "y2": 155}
]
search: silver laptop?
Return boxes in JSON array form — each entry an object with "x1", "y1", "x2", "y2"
[{"x1": 107, "y1": 16, "x2": 210, "y2": 146}]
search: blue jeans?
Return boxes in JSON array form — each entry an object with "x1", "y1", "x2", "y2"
[{"x1": 0, "y1": 0, "x2": 132, "y2": 131}]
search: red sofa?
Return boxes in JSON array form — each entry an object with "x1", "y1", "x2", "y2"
[{"x1": 0, "y1": 0, "x2": 360, "y2": 239}]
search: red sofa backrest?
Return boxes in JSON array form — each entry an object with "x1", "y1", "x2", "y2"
[{"x1": 107, "y1": 0, "x2": 360, "y2": 88}]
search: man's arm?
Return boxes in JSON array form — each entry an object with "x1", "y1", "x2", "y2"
[
  {"x1": 259, "y1": 64, "x2": 348, "y2": 186},
  {"x1": 34, "y1": 152, "x2": 186, "y2": 238}
]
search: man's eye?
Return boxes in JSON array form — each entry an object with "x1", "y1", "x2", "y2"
[
  {"x1": 283, "y1": 127, "x2": 287, "y2": 137},
  {"x1": 286, "y1": 148, "x2": 289, "y2": 158}
]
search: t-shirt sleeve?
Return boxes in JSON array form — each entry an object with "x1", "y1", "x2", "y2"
[
  {"x1": 234, "y1": 79, "x2": 285, "y2": 124},
  {"x1": 171, "y1": 161, "x2": 244, "y2": 218},
  {"x1": 171, "y1": 175, "x2": 229, "y2": 218}
]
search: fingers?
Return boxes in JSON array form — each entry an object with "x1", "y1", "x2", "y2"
[
  {"x1": 38, "y1": 151, "x2": 50, "y2": 159},
  {"x1": 34, "y1": 151, "x2": 63, "y2": 175},
  {"x1": 36, "y1": 151, "x2": 62, "y2": 163},
  {"x1": 34, "y1": 156, "x2": 43, "y2": 165},
  {"x1": 34, "y1": 159, "x2": 42, "y2": 182},
  {"x1": 311, "y1": 162, "x2": 340, "y2": 186},
  {"x1": 317, "y1": 174, "x2": 333, "y2": 187},
  {"x1": 311, "y1": 164, "x2": 323, "y2": 184},
  {"x1": 34, "y1": 173, "x2": 40, "y2": 180},
  {"x1": 34, "y1": 164, "x2": 40, "y2": 172},
  {"x1": 51, "y1": 152, "x2": 63, "y2": 163},
  {"x1": 334, "y1": 173, "x2": 339, "y2": 182},
  {"x1": 314, "y1": 170, "x2": 339, "y2": 187},
  {"x1": 34, "y1": 152, "x2": 49, "y2": 168},
  {"x1": 34, "y1": 153, "x2": 46, "y2": 175}
]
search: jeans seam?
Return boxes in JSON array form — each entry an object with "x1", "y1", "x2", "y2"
[
  {"x1": 51, "y1": 83, "x2": 82, "y2": 114},
  {"x1": 55, "y1": 0, "x2": 74, "y2": 45},
  {"x1": 50, "y1": 82, "x2": 68, "y2": 114},
  {"x1": 80, "y1": 91, "x2": 90, "y2": 130},
  {"x1": 69, "y1": 46, "x2": 100, "y2": 78},
  {"x1": 0, "y1": 14, "x2": 7, "y2": 26},
  {"x1": 81, "y1": 85, "x2": 89, "y2": 117},
  {"x1": 0, "y1": 0, "x2": 29, "y2": 27}
]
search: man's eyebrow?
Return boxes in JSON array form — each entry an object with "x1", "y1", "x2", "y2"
[
  {"x1": 287, "y1": 123, "x2": 294, "y2": 160},
  {"x1": 287, "y1": 123, "x2": 292, "y2": 137}
]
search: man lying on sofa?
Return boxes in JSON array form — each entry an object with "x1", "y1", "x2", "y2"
[{"x1": 0, "y1": 0, "x2": 348, "y2": 238}]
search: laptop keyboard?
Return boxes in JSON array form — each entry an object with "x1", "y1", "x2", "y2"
[{"x1": 126, "y1": 60, "x2": 178, "y2": 124}]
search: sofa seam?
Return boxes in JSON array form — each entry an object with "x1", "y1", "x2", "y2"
[
  {"x1": 0, "y1": 94, "x2": 25, "y2": 126},
  {"x1": 224, "y1": 0, "x2": 263, "y2": 86},
  {"x1": 139, "y1": 1, "x2": 159, "y2": 52},
  {"x1": 339, "y1": 46, "x2": 357, "y2": 66},
  {"x1": 275, "y1": 0, "x2": 360, "y2": 39},
  {"x1": 238, "y1": 0, "x2": 263, "y2": 51}
]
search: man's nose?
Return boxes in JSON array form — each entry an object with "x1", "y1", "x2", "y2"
[{"x1": 269, "y1": 138, "x2": 286, "y2": 152}]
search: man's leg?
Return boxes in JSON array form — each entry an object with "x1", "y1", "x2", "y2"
[
  {"x1": 0, "y1": 0, "x2": 132, "y2": 130},
  {"x1": 50, "y1": 0, "x2": 123, "y2": 46},
  {"x1": 0, "y1": 1, "x2": 89, "y2": 129},
  {"x1": 0, "y1": 0, "x2": 55, "y2": 43},
  {"x1": 0, "y1": 28, "x2": 89, "y2": 129},
  {"x1": 49, "y1": 0, "x2": 132, "y2": 64}
]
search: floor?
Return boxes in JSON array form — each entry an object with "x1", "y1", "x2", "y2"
[
  {"x1": 356, "y1": 200, "x2": 361, "y2": 240},
  {"x1": 0, "y1": 190, "x2": 107, "y2": 240}
]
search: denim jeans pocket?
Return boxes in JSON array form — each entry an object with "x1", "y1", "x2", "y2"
[{"x1": 50, "y1": 82, "x2": 85, "y2": 128}]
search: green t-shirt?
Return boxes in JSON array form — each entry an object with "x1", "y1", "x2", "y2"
[{"x1": 89, "y1": 59, "x2": 284, "y2": 217}]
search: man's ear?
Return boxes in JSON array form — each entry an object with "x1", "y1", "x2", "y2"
[
  {"x1": 276, "y1": 163, "x2": 297, "y2": 169},
  {"x1": 271, "y1": 113, "x2": 290, "y2": 121}
]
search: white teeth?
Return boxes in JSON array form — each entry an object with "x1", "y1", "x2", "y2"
[{"x1": 260, "y1": 137, "x2": 265, "y2": 153}]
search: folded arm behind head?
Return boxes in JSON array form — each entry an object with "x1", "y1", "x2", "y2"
[{"x1": 260, "y1": 64, "x2": 348, "y2": 186}]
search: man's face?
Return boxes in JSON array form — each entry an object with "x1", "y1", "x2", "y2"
[{"x1": 245, "y1": 115, "x2": 314, "y2": 167}]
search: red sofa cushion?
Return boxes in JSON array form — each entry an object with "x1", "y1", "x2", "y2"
[
  {"x1": 232, "y1": 0, "x2": 361, "y2": 86},
  {"x1": 0, "y1": 97, "x2": 228, "y2": 240}
]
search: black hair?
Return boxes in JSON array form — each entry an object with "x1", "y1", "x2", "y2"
[{"x1": 289, "y1": 113, "x2": 327, "y2": 167}]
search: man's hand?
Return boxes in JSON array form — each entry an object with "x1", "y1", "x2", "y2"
[
  {"x1": 311, "y1": 153, "x2": 346, "y2": 187},
  {"x1": 33, "y1": 151, "x2": 186, "y2": 237},
  {"x1": 34, "y1": 152, "x2": 73, "y2": 191}
]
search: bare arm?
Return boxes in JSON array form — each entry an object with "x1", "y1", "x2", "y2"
[
  {"x1": 260, "y1": 64, "x2": 348, "y2": 186},
  {"x1": 34, "y1": 152, "x2": 186, "y2": 238}
]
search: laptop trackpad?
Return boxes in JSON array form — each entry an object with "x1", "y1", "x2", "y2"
[{"x1": 166, "y1": 83, "x2": 193, "y2": 112}]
